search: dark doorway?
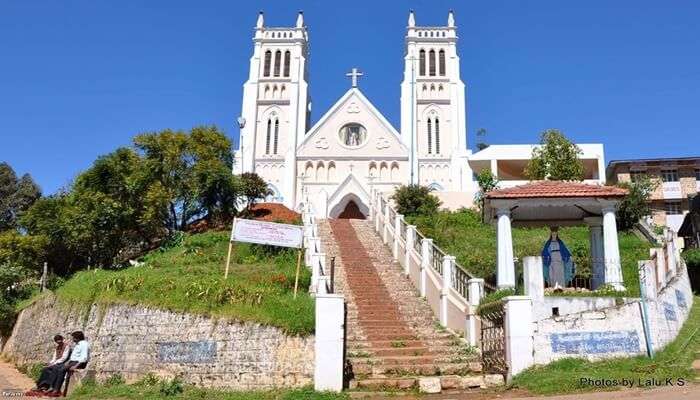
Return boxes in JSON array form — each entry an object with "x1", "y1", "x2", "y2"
[{"x1": 337, "y1": 200, "x2": 366, "y2": 219}]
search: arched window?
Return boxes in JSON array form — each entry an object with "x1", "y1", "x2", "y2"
[
  {"x1": 428, "y1": 49, "x2": 436, "y2": 76},
  {"x1": 435, "y1": 118, "x2": 440, "y2": 154},
  {"x1": 283, "y1": 51, "x2": 291, "y2": 77},
  {"x1": 369, "y1": 162, "x2": 377, "y2": 178},
  {"x1": 305, "y1": 162, "x2": 314, "y2": 181},
  {"x1": 419, "y1": 49, "x2": 426, "y2": 76},
  {"x1": 427, "y1": 119, "x2": 432, "y2": 154},
  {"x1": 273, "y1": 50, "x2": 281, "y2": 77},
  {"x1": 263, "y1": 50, "x2": 272, "y2": 77},
  {"x1": 438, "y1": 50, "x2": 446, "y2": 76},
  {"x1": 390, "y1": 163, "x2": 399, "y2": 181},
  {"x1": 380, "y1": 162, "x2": 388, "y2": 180},
  {"x1": 316, "y1": 162, "x2": 325, "y2": 182},
  {"x1": 327, "y1": 162, "x2": 336, "y2": 181},
  {"x1": 273, "y1": 119, "x2": 279, "y2": 154},
  {"x1": 265, "y1": 119, "x2": 272, "y2": 154}
]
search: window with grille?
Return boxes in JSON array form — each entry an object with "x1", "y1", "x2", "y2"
[
  {"x1": 283, "y1": 51, "x2": 291, "y2": 77},
  {"x1": 661, "y1": 169, "x2": 678, "y2": 182},
  {"x1": 428, "y1": 49, "x2": 436, "y2": 76},
  {"x1": 263, "y1": 51, "x2": 272, "y2": 77},
  {"x1": 273, "y1": 50, "x2": 281, "y2": 77},
  {"x1": 695, "y1": 169, "x2": 700, "y2": 180},
  {"x1": 427, "y1": 119, "x2": 432, "y2": 154},
  {"x1": 664, "y1": 201, "x2": 681, "y2": 215},
  {"x1": 630, "y1": 170, "x2": 647, "y2": 182},
  {"x1": 419, "y1": 49, "x2": 426, "y2": 76},
  {"x1": 435, "y1": 118, "x2": 440, "y2": 154},
  {"x1": 438, "y1": 50, "x2": 446, "y2": 76},
  {"x1": 273, "y1": 119, "x2": 279, "y2": 154},
  {"x1": 265, "y1": 119, "x2": 272, "y2": 154}
]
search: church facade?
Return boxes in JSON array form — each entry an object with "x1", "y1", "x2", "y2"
[{"x1": 233, "y1": 11, "x2": 606, "y2": 218}]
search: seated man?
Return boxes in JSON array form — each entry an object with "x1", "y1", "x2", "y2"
[
  {"x1": 33, "y1": 334, "x2": 71, "y2": 392},
  {"x1": 47, "y1": 330, "x2": 90, "y2": 396}
]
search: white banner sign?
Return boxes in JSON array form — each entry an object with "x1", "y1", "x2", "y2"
[{"x1": 230, "y1": 218, "x2": 303, "y2": 249}]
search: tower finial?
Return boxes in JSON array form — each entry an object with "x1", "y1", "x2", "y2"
[
  {"x1": 447, "y1": 10, "x2": 455, "y2": 27},
  {"x1": 408, "y1": 10, "x2": 415, "y2": 27},
  {"x1": 296, "y1": 10, "x2": 304, "y2": 28},
  {"x1": 256, "y1": 11, "x2": 264, "y2": 29}
]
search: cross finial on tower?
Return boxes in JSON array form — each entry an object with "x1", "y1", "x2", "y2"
[{"x1": 346, "y1": 67, "x2": 363, "y2": 88}]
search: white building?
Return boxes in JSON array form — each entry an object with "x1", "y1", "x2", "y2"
[{"x1": 233, "y1": 11, "x2": 607, "y2": 218}]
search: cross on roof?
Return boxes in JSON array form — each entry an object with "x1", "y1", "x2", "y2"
[{"x1": 345, "y1": 67, "x2": 363, "y2": 88}]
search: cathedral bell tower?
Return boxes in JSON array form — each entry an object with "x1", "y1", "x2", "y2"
[
  {"x1": 237, "y1": 11, "x2": 310, "y2": 208},
  {"x1": 400, "y1": 10, "x2": 469, "y2": 191}
]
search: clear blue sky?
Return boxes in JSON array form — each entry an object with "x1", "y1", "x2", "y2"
[{"x1": 1, "y1": 1, "x2": 699, "y2": 194}]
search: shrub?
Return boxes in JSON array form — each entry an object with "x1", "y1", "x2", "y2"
[
  {"x1": 159, "y1": 377, "x2": 184, "y2": 396},
  {"x1": 616, "y1": 177, "x2": 657, "y2": 231},
  {"x1": 105, "y1": 374, "x2": 125, "y2": 387},
  {"x1": 683, "y1": 249, "x2": 700, "y2": 268},
  {"x1": 390, "y1": 184, "x2": 441, "y2": 217}
]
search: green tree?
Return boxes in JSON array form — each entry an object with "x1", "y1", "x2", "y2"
[
  {"x1": 0, "y1": 162, "x2": 41, "y2": 231},
  {"x1": 616, "y1": 177, "x2": 658, "y2": 231},
  {"x1": 239, "y1": 172, "x2": 272, "y2": 212},
  {"x1": 474, "y1": 169, "x2": 499, "y2": 211},
  {"x1": 390, "y1": 184, "x2": 441, "y2": 218},
  {"x1": 524, "y1": 129, "x2": 585, "y2": 181}
]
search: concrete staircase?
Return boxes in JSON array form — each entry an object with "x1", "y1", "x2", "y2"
[{"x1": 319, "y1": 218, "x2": 485, "y2": 391}]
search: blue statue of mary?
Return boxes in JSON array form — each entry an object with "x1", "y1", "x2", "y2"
[{"x1": 541, "y1": 227, "x2": 575, "y2": 287}]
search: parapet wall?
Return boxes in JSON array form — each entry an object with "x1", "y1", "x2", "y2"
[
  {"x1": 2, "y1": 294, "x2": 314, "y2": 389},
  {"x1": 532, "y1": 264, "x2": 693, "y2": 365}
]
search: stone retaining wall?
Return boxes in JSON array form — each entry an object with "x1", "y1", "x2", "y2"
[{"x1": 2, "y1": 294, "x2": 314, "y2": 389}]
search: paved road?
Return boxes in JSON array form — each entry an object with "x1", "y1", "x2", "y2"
[
  {"x1": 0, "y1": 361, "x2": 34, "y2": 398},
  {"x1": 352, "y1": 385, "x2": 700, "y2": 400},
  {"x1": 1, "y1": 359, "x2": 698, "y2": 399}
]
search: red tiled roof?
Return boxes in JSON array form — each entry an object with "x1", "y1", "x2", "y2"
[
  {"x1": 485, "y1": 180, "x2": 628, "y2": 199},
  {"x1": 249, "y1": 203, "x2": 301, "y2": 224}
]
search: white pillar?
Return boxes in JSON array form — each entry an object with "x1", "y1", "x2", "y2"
[
  {"x1": 374, "y1": 192, "x2": 381, "y2": 232},
  {"x1": 652, "y1": 248, "x2": 666, "y2": 287},
  {"x1": 440, "y1": 256, "x2": 455, "y2": 326},
  {"x1": 638, "y1": 260, "x2": 657, "y2": 301},
  {"x1": 405, "y1": 225, "x2": 415, "y2": 276},
  {"x1": 466, "y1": 278, "x2": 484, "y2": 347},
  {"x1": 496, "y1": 209, "x2": 515, "y2": 289},
  {"x1": 602, "y1": 206, "x2": 625, "y2": 290},
  {"x1": 368, "y1": 189, "x2": 375, "y2": 222},
  {"x1": 585, "y1": 217, "x2": 605, "y2": 290},
  {"x1": 314, "y1": 293, "x2": 345, "y2": 392},
  {"x1": 420, "y1": 238, "x2": 433, "y2": 297},
  {"x1": 523, "y1": 256, "x2": 544, "y2": 303},
  {"x1": 383, "y1": 202, "x2": 390, "y2": 244},
  {"x1": 665, "y1": 230, "x2": 678, "y2": 277},
  {"x1": 393, "y1": 214, "x2": 403, "y2": 260},
  {"x1": 504, "y1": 296, "x2": 534, "y2": 382},
  {"x1": 490, "y1": 159, "x2": 498, "y2": 178}
]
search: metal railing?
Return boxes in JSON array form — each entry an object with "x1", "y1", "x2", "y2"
[
  {"x1": 413, "y1": 230, "x2": 424, "y2": 254},
  {"x1": 432, "y1": 245, "x2": 445, "y2": 275},
  {"x1": 399, "y1": 219, "x2": 407, "y2": 241}
]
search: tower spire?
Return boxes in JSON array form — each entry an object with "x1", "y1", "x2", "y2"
[
  {"x1": 408, "y1": 10, "x2": 415, "y2": 27},
  {"x1": 447, "y1": 10, "x2": 455, "y2": 27},
  {"x1": 296, "y1": 10, "x2": 304, "y2": 28},
  {"x1": 256, "y1": 11, "x2": 264, "y2": 29}
]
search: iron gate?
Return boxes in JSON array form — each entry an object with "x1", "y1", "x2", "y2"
[{"x1": 480, "y1": 302, "x2": 507, "y2": 375}]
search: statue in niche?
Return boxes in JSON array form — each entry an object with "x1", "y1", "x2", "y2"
[
  {"x1": 541, "y1": 227, "x2": 574, "y2": 288},
  {"x1": 339, "y1": 123, "x2": 366, "y2": 147}
]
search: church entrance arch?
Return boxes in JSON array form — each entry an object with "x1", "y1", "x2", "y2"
[{"x1": 329, "y1": 193, "x2": 368, "y2": 219}]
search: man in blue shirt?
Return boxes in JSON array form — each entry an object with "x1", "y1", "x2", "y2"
[{"x1": 48, "y1": 330, "x2": 90, "y2": 396}]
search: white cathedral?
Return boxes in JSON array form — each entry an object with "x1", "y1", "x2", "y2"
[{"x1": 233, "y1": 11, "x2": 607, "y2": 218}]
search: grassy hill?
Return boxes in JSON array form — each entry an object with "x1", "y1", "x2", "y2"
[
  {"x1": 409, "y1": 209, "x2": 651, "y2": 296},
  {"x1": 30, "y1": 231, "x2": 314, "y2": 335}
]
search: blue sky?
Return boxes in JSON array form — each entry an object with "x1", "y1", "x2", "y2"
[{"x1": 1, "y1": 1, "x2": 699, "y2": 194}]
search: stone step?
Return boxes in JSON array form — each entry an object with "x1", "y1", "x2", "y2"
[
  {"x1": 351, "y1": 374, "x2": 503, "y2": 391},
  {"x1": 350, "y1": 361, "x2": 476, "y2": 376}
]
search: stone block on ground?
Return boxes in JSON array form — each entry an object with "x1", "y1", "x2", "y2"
[{"x1": 418, "y1": 377, "x2": 441, "y2": 393}]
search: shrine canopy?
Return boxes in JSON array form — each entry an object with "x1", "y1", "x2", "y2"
[
  {"x1": 483, "y1": 181, "x2": 629, "y2": 290},
  {"x1": 483, "y1": 181, "x2": 628, "y2": 227}
]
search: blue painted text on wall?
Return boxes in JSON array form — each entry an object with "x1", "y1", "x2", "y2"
[
  {"x1": 550, "y1": 331, "x2": 640, "y2": 354},
  {"x1": 157, "y1": 341, "x2": 217, "y2": 363}
]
